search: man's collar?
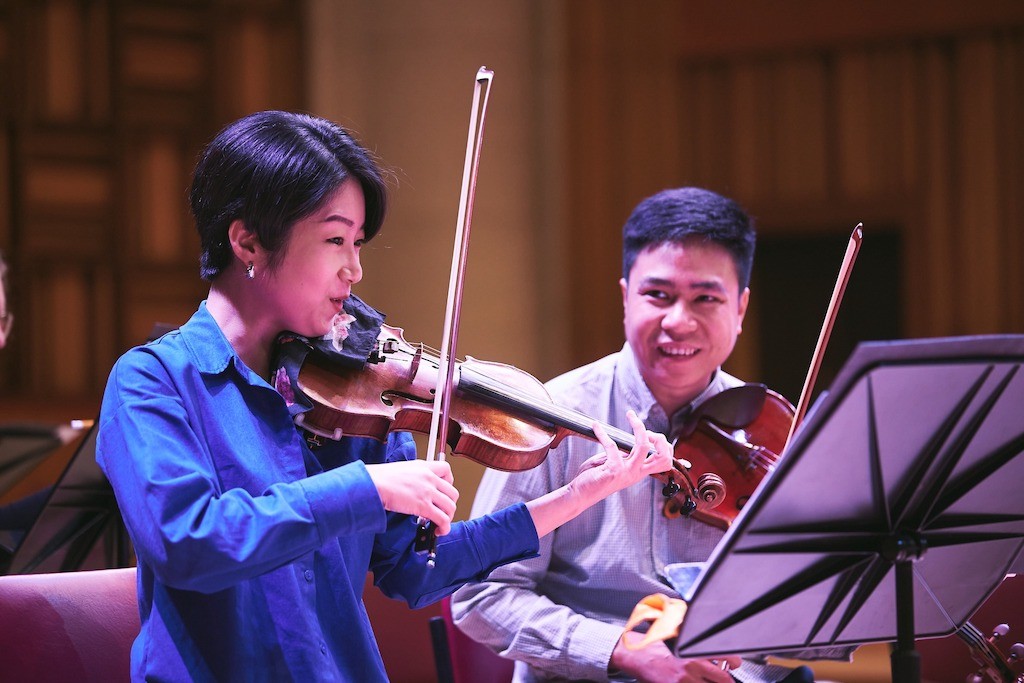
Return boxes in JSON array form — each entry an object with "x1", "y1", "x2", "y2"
[
  {"x1": 620, "y1": 341, "x2": 722, "y2": 418},
  {"x1": 617, "y1": 342, "x2": 660, "y2": 424}
]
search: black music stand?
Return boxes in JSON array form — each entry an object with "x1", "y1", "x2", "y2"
[
  {"x1": 666, "y1": 335, "x2": 1024, "y2": 683},
  {"x1": 0, "y1": 422, "x2": 83, "y2": 498},
  {"x1": 4, "y1": 423, "x2": 131, "y2": 574}
]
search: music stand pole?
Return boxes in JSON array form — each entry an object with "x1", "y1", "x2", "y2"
[{"x1": 886, "y1": 536, "x2": 925, "y2": 682}]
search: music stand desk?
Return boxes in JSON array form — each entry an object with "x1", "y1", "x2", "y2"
[
  {"x1": 669, "y1": 335, "x2": 1024, "y2": 683},
  {"x1": 5, "y1": 424, "x2": 131, "y2": 574}
]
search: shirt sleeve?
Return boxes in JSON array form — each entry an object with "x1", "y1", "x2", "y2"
[
  {"x1": 97, "y1": 352, "x2": 387, "y2": 594},
  {"x1": 450, "y1": 455, "x2": 624, "y2": 682},
  {"x1": 367, "y1": 433, "x2": 541, "y2": 609}
]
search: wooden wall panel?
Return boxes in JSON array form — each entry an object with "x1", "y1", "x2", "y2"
[
  {"x1": 213, "y1": 7, "x2": 303, "y2": 122},
  {"x1": 0, "y1": 0, "x2": 303, "y2": 404},
  {"x1": 1000, "y1": 38, "x2": 1024, "y2": 332},
  {"x1": 0, "y1": 4, "x2": 10, "y2": 392},
  {"x1": 690, "y1": 66, "x2": 733, "y2": 194},
  {"x1": 915, "y1": 45, "x2": 956, "y2": 338},
  {"x1": 564, "y1": 6, "x2": 621, "y2": 358},
  {"x1": 123, "y1": 270, "x2": 207, "y2": 349},
  {"x1": 25, "y1": 260, "x2": 114, "y2": 396},
  {"x1": 774, "y1": 57, "x2": 831, "y2": 201},
  {"x1": 18, "y1": 129, "x2": 115, "y2": 262},
  {"x1": 563, "y1": 4, "x2": 1024, "y2": 392},
  {"x1": 0, "y1": 132, "x2": 9, "y2": 249},
  {"x1": 0, "y1": 127, "x2": 10, "y2": 390},
  {"x1": 116, "y1": 6, "x2": 211, "y2": 129},
  {"x1": 833, "y1": 47, "x2": 920, "y2": 199},
  {"x1": 121, "y1": 131, "x2": 197, "y2": 266},
  {"x1": 957, "y1": 39, "x2": 1003, "y2": 334},
  {"x1": 0, "y1": 6, "x2": 10, "y2": 122},
  {"x1": 20, "y1": 0, "x2": 111, "y2": 125},
  {"x1": 729, "y1": 63, "x2": 775, "y2": 200},
  {"x1": 30, "y1": 263, "x2": 92, "y2": 395}
]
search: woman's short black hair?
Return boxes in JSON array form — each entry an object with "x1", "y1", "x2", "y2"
[
  {"x1": 622, "y1": 187, "x2": 756, "y2": 291},
  {"x1": 190, "y1": 111, "x2": 389, "y2": 281}
]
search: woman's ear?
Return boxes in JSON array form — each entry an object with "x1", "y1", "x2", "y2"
[{"x1": 227, "y1": 219, "x2": 260, "y2": 263}]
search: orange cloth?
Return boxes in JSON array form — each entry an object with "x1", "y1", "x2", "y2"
[{"x1": 621, "y1": 593, "x2": 688, "y2": 650}]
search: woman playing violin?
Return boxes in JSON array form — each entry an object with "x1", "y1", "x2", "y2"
[
  {"x1": 95, "y1": 111, "x2": 675, "y2": 683},
  {"x1": 452, "y1": 188, "x2": 815, "y2": 683}
]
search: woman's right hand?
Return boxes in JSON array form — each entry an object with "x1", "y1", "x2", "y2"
[{"x1": 364, "y1": 460, "x2": 459, "y2": 535}]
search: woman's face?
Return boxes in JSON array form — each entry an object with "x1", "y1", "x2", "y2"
[{"x1": 261, "y1": 179, "x2": 366, "y2": 339}]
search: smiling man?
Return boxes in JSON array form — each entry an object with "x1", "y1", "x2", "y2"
[{"x1": 452, "y1": 188, "x2": 814, "y2": 683}]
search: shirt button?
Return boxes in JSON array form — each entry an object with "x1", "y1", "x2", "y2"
[
  {"x1": 320, "y1": 643, "x2": 328, "y2": 655},
  {"x1": 304, "y1": 569, "x2": 313, "y2": 582}
]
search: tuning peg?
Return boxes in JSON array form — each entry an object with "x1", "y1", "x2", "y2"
[
  {"x1": 967, "y1": 673, "x2": 984, "y2": 683},
  {"x1": 992, "y1": 623, "x2": 1010, "y2": 639},
  {"x1": 1009, "y1": 642, "x2": 1024, "y2": 663}
]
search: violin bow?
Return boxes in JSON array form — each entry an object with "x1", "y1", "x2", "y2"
[
  {"x1": 783, "y1": 224, "x2": 863, "y2": 451},
  {"x1": 417, "y1": 66, "x2": 495, "y2": 566}
]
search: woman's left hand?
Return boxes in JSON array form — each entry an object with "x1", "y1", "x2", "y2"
[
  {"x1": 568, "y1": 409, "x2": 673, "y2": 501},
  {"x1": 525, "y1": 409, "x2": 672, "y2": 539}
]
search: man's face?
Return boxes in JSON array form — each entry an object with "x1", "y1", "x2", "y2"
[{"x1": 620, "y1": 241, "x2": 748, "y2": 415}]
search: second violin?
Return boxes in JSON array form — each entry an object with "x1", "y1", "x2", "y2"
[{"x1": 664, "y1": 383, "x2": 794, "y2": 529}]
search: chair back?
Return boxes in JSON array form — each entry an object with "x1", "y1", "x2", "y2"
[
  {"x1": 430, "y1": 596, "x2": 514, "y2": 683},
  {"x1": 0, "y1": 567, "x2": 139, "y2": 683}
]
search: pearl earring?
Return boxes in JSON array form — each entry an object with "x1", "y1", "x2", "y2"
[{"x1": 246, "y1": 262, "x2": 255, "y2": 280}]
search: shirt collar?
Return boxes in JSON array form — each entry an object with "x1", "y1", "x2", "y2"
[
  {"x1": 176, "y1": 302, "x2": 310, "y2": 421},
  {"x1": 178, "y1": 300, "x2": 242, "y2": 376},
  {"x1": 616, "y1": 342, "x2": 660, "y2": 424}
]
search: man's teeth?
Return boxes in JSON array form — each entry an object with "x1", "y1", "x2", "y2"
[{"x1": 660, "y1": 347, "x2": 697, "y2": 356}]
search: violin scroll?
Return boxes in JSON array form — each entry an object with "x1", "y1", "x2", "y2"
[
  {"x1": 695, "y1": 471, "x2": 727, "y2": 506},
  {"x1": 958, "y1": 619, "x2": 1024, "y2": 683}
]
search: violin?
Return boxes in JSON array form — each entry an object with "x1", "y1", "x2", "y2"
[
  {"x1": 663, "y1": 384, "x2": 795, "y2": 529},
  {"x1": 957, "y1": 619, "x2": 1024, "y2": 683},
  {"x1": 289, "y1": 323, "x2": 727, "y2": 518}
]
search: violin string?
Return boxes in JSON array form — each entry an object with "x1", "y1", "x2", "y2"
[
  {"x1": 750, "y1": 450, "x2": 780, "y2": 468},
  {"x1": 465, "y1": 365, "x2": 639, "y2": 446},
  {"x1": 404, "y1": 342, "x2": 635, "y2": 444},
  {"x1": 397, "y1": 339, "x2": 784, "y2": 507},
  {"x1": 402, "y1": 341, "x2": 783, "y2": 467}
]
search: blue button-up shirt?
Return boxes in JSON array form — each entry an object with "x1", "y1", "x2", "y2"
[{"x1": 97, "y1": 302, "x2": 539, "y2": 682}]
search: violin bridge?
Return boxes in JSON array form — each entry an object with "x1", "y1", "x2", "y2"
[{"x1": 409, "y1": 344, "x2": 422, "y2": 378}]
